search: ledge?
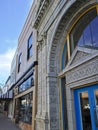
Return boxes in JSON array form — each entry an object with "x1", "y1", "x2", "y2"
[{"x1": 33, "y1": 0, "x2": 50, "y2": 28}]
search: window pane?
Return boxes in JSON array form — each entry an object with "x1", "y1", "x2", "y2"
[
  {"x1": 29, "y1": 47, "x2": 33, "y2": 57},
  {"x1": 70, "y1": 8, "x2": 97, "y2": 54},
  {"x1": 28, "y1": 34, "x2": 32, "y2": 48},
  {"x1": 18, "y1": 53, "x2": 22, "y2": 72},
  {"x1": 19, "y1": 92, "x2": 33, "y2": 124},
  {"x1": 19, "y1": 75, "x2": 34, "y2": 93},
  {"x1": 91, "y1": 16, "x2": 98, "y2": 48},
  {"x1": 62, "y1": 42, "x2": 68, "y2": 70},
  {"x1": 78, "y1": 35, "x2": 84, "y2": 47},
  {"x1": 83, "y1": 25, "x2": 92, "y2": 47},
  {"x1": 80, "y1": 92, "x2": 92, "y2": 130},
  {"x1": 19, "y1": 53, "x2": 22, "y2": 64},
  {"x1": 95, "y1": 90, "x2": 98, "y2": 106},
  {"x1": 27, "y1": 33, "x2": 33, "y2": 60}
]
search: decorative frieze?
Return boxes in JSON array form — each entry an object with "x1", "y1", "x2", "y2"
[
  {"x1": 66, "y1": 57, "x2": 98, "y2": 84},
  {"x1": 72, "y1": 51, "x2": 89, "y2": 64}
]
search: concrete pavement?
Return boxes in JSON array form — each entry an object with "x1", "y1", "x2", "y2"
[{"x1": 0, "y1": 113, "x2": 20, "y2": 130}]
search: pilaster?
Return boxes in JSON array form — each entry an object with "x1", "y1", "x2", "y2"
[{"x1": 36, "y1": 32, "x2": 49, "y2": 130}]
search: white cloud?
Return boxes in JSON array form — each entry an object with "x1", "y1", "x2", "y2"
[
  {"x1": 5, "y1": 39, "x2": 17, "y2": 44},
  {"x1": 0, "y1": 48, "x2": 16, "y2": 83}
]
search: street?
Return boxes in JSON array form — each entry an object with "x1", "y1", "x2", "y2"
[{"x1": 0, "y1": 113, "x2": 20, "y2": 130}]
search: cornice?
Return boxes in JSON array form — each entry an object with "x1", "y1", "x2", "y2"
[{"x1": 33, "y1": 0, "x2": 51, "y2": 28}]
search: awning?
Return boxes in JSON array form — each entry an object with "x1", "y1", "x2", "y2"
[{"x1": 0, "y1": 90, "x2": 13, "y2": 100}]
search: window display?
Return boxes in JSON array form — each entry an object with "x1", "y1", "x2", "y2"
[
  {"x1": 19, "y1": 92, "x2": 33, "y2": 124},
  {"x1": 19, "y1": 75, "x2": 34, "y2": 93}
]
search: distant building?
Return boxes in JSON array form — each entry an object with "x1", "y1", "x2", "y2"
[{"x1": 0, "y1": 76, "x2": 13, "y2": 117}]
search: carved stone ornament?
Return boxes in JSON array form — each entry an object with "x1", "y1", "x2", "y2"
[
  {"x1": 66, "y1": 57, "x2": 98, "y2": 84},
  {"x1": 14, "y1": 87, "x2": 18, "y2": 96},
  {"x1": 67, "y1": 46, "x2": 95, "y2": 67},
  {"x1": 37, "y1": 32, "x2": 47, "y2": 50},
  {"x1": 34, "y1": 0, "x2": 50, "y2": 28}
]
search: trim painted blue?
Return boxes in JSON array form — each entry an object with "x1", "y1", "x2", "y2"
[
  {"x1": 74, "y1": 90, "x2": 82, "y2": 130},
  {"x1": 74, "y1": 84, "x2": 98, "y2": 130}
]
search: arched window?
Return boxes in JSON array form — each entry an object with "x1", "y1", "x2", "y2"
[
  {"x1": 70, "y1": 7, "x2": 98, "y2": 55},
  {"x1": 61, "y1": 7, "x2": 98, "y2": 71}
]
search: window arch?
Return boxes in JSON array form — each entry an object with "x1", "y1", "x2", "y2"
[
  {"x1": 61, "y1": 6, "x2": 98, "y2": 70},
  {"x1": 70, "y1": 7, "x2": 98, "y2": 55}
]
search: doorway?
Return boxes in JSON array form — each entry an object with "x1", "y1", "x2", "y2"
[{"x1": 74, "y1": 84, "x2": 98, "y2": 130}]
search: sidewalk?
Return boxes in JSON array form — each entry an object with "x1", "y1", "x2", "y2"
[{"x1": 0, "y1": 113, "x2": 20, "y2": 130}]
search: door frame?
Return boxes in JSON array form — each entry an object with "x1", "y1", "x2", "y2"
[{"x1": 74, "y1": 84, "x2": 98, "y2": 130}]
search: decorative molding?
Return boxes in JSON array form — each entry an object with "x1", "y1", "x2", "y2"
[
  {"x1": 72, "y1": 51, "x2": 89, "y2": 64},
  {"x1": 34, "y1": 0, "x2": 51, "y2": 28},
  {"x1": 66, "y1": 57, "x2": 98, "y2": 84},
  {"x1": 37, "y1": 32, "x2": 47, "y2": 50},
  {"x1": 67, "y1": 46, "x2": 95, "y2": 66},
  {"x1": 14, "y1": 87, "x2": 18, "y2": 96}
]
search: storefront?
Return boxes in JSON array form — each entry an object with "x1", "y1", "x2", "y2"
[
  {"x1": 19, "y1": 92, "x2": 33, "y2": 124},
  {"x1": 14, "y1": 73, "x2": 34, "y2": 130}
]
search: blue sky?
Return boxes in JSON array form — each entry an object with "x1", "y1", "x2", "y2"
[{"x1": 0, "y1": 0, "x2": 33, "y2": 84}]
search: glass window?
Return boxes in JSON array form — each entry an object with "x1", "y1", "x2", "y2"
[
  {"x1": 19, "y1": 75, "x2": 34, "y2": 93},
  {"x1": 90, "y1": 16, "x2": 98, "y2": 48},
  {"x1": 80, "y1": 92, "x2": 92, "y2": 130},
  {"x1": 62, "y1": 42, "x2": 68, "y2": 70},
  {"x1": 83, "y1": 25, "x2": 92, "y2": 47},
  {"x1": 27, "y1": 33, "x2": 33, "y2": 60},
  {"x1": 70, "y1": 8, "x2": 98, "y2": 55},
  {"x1": 18, "y1": 53, "x2": 22, "y2": 73},
  {"x1": 19, "y1": 92, "x2": 33, "y2": 124}
]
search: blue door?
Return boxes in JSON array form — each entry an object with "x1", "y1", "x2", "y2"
[{"x1": 74, "y1": 84, "x2": 98, "y2": 130}]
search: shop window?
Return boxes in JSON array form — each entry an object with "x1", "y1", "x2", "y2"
[
  {"x1": 19, "y1": 92, "x2": 33, "y2": 124},
  {"x1": 19, "y1": 75, "x2": 34, "y2": 93},
  {"x1": 27, "y1": 33, "x2": 33, "y2": 60},
  {"x1": 18, "y1": 53, "x2": 22, "y2": 73},
  {"x1": 70, "y1": 8, "x2": 98, "y2": 55},
  {"x1": 62, "y1": 42, "x2": 68, "y2": 70}
]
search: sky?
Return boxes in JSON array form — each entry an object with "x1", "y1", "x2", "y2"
[{"x1": 0, "y1": 0, "x2": 33, "y2": 84}]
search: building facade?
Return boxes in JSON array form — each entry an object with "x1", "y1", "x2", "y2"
[
  {"x1": 2, "y1": 0, "x2": 98, "y2": 130},
  {"x1": 33, "y1": 0, "x2": 98, "y2": 130},
  {"x1": 0, "y1": 76, "x2": 13, "y2": 118},
  {"x1": 10, "y1": 1, "x2": 37, "y2": 130}
]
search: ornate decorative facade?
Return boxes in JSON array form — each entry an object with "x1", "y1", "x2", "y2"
[
  {"x1": 3, "y1": 0, "x2": 98, "y2": 130},
  {"x1": 33, "y1": 0, "x2": 98, "y2": 130}
]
